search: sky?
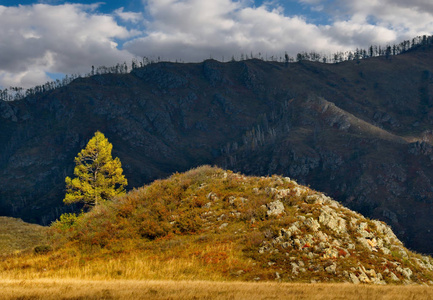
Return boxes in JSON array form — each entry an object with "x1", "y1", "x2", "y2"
[{"x1": 0, "y1": 0, "x2": 433, "y2": 89}]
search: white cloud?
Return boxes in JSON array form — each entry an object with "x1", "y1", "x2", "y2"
[
  {"x1": 114, "y1": 7, "x2": 143, "y2": 23},
  {"x1": 2, "y1": 1, "x2": 433, "y2": 89},
  {"x1": 125, "y1": 0, "x2": 348, "y2": 62},
  {"x1": 124, "y1": 0, "x2": 433, "y2": 63},
  {"x1": 0, "y1": 3, "x2": 135, "y2": 88},
  {"x1": 332, "y1": 0, "x2": 433, "y2": 38}
]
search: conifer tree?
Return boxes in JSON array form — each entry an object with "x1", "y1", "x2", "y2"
[{"x1": 63, "y1": 131, "x2": 127, "y2": 207}]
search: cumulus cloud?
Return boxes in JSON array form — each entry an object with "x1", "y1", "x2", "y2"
[
  {"x1": 330, "y1": 0, "x2": 433, "y2": 38},
  {"x1": 114, "y1": 7, "x2": 143, "y2": 23},
  {"x1": 125, "y1": 0, "x2": 349, "y2": 62},
  {"x1": 0, "y1": 3, "x2": 135, "y2": 88},
  {"x1": 125, "y1": 0, "x2": 433, "y2": 63},
  {"x1": 2, "y1": 0, "x2": 433, "y2": 89}
]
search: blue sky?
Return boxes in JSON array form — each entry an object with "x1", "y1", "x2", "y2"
[{"x1": 0, "y1": 0, "x2": 432, "y2": 88}]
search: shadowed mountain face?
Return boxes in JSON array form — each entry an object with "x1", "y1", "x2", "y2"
[{"x1": 2, "y1": 45, "x2": 433, "y2": 253}]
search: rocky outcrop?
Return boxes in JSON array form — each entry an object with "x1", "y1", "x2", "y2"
[{"x1": 253, "y1": 179, "x2": 433, "y2": 285}]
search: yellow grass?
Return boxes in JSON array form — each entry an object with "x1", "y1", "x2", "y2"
[
  {"x1": 0, "y1": 239, "x2": 253, "y2": 281},
  {"x1": 1, "y1": 279, "x2": 433, "y2": 300},
  {"x1": 0, "y1": 217, "x2": 47, "y2": 254}
]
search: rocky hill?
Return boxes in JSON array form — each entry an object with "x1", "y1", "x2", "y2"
[
  {"x1": 40, "y1": 166, "x2": 433, "y2": 284},
  {"x1": 2, "y1": 44, "x2": 433, "y2": 254}
]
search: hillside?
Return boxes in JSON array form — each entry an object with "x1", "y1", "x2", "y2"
[
  {"x1": 2, "y1": 44, "x2": 433, "y2": 253},
  {"x1": 0, "y1": 217, "x2": 47, "y2": 254},
  {"x1": 3, "y1": 166, "x2": 433, "y2": 284}
]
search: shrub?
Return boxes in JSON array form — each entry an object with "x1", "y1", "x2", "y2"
[
  {"x1": 52, "y1": 212, "x2": 81, "y2": 231},
  {"x1": 34, "y1": 244, "x2": 52, "y2": 254}
]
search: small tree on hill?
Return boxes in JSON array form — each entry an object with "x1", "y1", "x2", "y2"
[{"x1": 63, "y1": 131, "x2": 127, "y2": 207}]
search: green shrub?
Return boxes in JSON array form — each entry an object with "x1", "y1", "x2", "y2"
[{"x1": 52, "y1": 212, "x2": 82, "y2": 231}]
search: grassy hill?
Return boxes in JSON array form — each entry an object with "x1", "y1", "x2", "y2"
[
  {"x1": 2, "y1": 166, "x2": 433, "y2": 285},
  {"x1": 0, "y1": 217, "x2": 47, "y2": 254}
]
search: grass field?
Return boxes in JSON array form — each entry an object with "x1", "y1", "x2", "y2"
[{"x1": 1, "y1": 279, "x2": 433, "y2": 300}]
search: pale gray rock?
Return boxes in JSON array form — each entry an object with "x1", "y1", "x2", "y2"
[
  {"x1": 389, "y1": 272, "x2": 400, "y2": 281},
  {"x1": 267, "y1": 200, "x2": 285, "y2": 216},
  {"x1": 304, "y1": 217, "x2": 321, "y2": 232},
  {"x1": 325, "y1": 263, "x2": 337, "y2": 274},
  {"x1": 397, "y1": 266, "x2": 413, "y2": 280},
  {"x1": 349, "y1": 273, "x2": 360, "y2": 284}
]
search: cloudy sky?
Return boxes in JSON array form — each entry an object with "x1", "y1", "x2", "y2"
[{"x1": 0, "y1": 0, "x2": 433, "y2": 89}]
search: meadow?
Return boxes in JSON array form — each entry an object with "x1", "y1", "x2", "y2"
[{"x1": 2, "y1": 279, "x2": 433, "y2": 300}]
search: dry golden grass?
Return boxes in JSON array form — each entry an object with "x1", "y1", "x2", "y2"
[
  {"x1": 0, "y1": 217, "x2": 47, "y2": 255},
  {"x1": 0, "y1": 238, "x2": 253, "y2": 281},
  {"x1": 1, "y1": 279, "x2": 433, "y2": 300}
]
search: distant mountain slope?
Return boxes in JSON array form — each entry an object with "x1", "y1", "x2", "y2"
[
  {"x1": 2, "y1": 45, "x2": 433, "y2": 253},
  {"x1": 39, "y1": 166, "x2": 433, "y2": 284}
]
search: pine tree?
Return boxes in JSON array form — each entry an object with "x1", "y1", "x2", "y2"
[{"x1": 63, "y1": 131, "x2": 127, "y2": 207}]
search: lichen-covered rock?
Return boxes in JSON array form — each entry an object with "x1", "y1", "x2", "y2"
[
  {"x1": 318, "y1": 206, "x2": 347, "y2": 234},
  {"x1": 349, "y1": 273, "x2": 360, "y2": 284},
  {"x1": 267, "y1": 200, "x2": 285, "y2": 216}
]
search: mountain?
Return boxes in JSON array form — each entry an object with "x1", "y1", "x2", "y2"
[
  {"x1": 11, "y1": 166, "x2": 430, "y2": 284},
  {"x1": 2, "y1": 44, "x2": 433, "y2": 253}
]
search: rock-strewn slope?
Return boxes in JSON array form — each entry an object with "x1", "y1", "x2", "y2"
[{"x1": 51, "y1": 166, "x2": 433, "y2": 284}]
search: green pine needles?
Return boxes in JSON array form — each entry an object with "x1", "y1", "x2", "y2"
[{"x1": 63, "y1": 131, "x2": 127, "y2": 207}]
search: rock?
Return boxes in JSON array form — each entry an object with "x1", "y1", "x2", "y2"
[
  {"x1": 396, "y1": 266, "x2": 413, "y2": 280},
  {"x1": 303, "y1": 217, "x2": 321, "y2": 232},
  {"x1": 305, "y1": 194, "x2": 325, "y2": 205},
  {"x1": 292, "y1": 186, "x2": 303, "y2": 197},
  {"x1": 291, "y1": 262, "x2": 299, "y2": 275},
  {"x1": 357, "y1": 237, "x2": 376, "y2": 252},
  {"x1": 357, "y1": 222, "x2": 373, "y2": 238},
  {"x1": 349, "y1": 273, "x2": 360, "y2": 284},
  {"x1": 218, "y1": 223, "x2": 228, "y2": 230},
  {"x1": 389, "y1": 272, "x2": 400, "y2": 281},
  {"x1": 322, "y1": 247, "x2": 339, "y2": 259},
  {"x1": 318, "y1": 206, "x2": 347, "y2": 234},
  {"x1": 358, "y1": 270, "x2": 371, "y2": 283},
  {"x1": 267, "y1": 200, "x2": 285, "y2": 216},
  {"x1": 316, "y1": 231, "x2": 328, "y2": 242},
  {"x1": 217, "y1": 214, "x2": 226, "y2": 221},
  {"x1": 325, "y1": 263, "x2": 337, "y2": 274},
  {"x1": 275, "y1": 188, "x2": 291, "y2": 200},
  {"x1": 207, "y1": 192, "x2": 219, "y2": 201}
]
